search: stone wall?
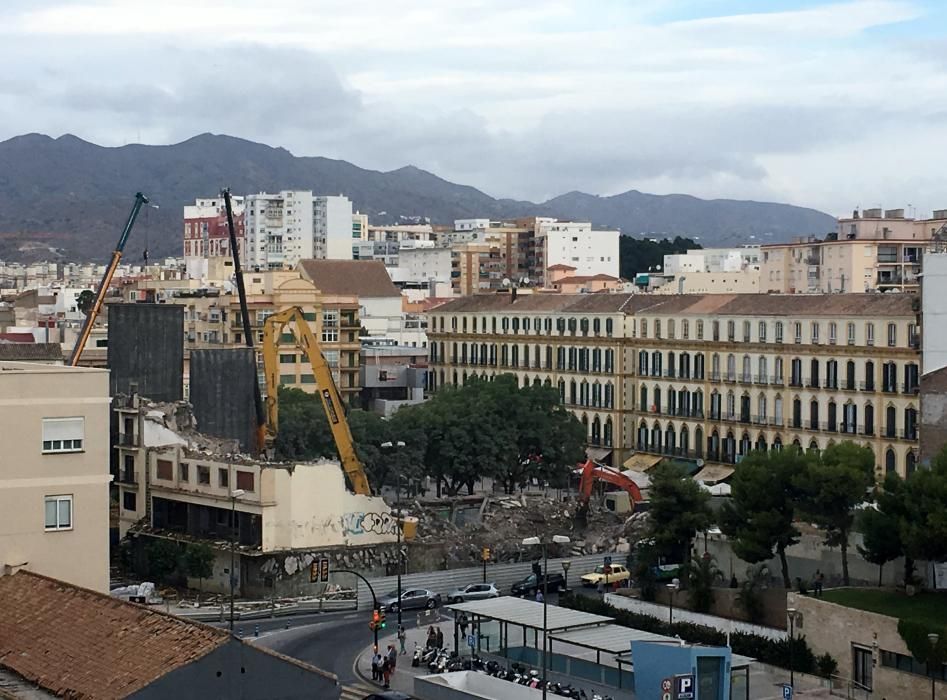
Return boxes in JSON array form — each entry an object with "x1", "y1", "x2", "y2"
[
  {"x1": 789, "y1": 591, "x2": 947, "y2": 700},
  {"x1": 647, "y1": 585, "x2": 788, "y2": 629}
]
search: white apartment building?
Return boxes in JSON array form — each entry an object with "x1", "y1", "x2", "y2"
[
  {"x1": 0, "y1": 362, "x2": 110, "y2": 591},
  {"x1": 245, "y1": 192, "x2": 353, "y2": 269},
  {"x1": 540, "y1": 221, "x2": 620, "y2": 279},
  {"x1": 663, "y1": 247, "x2": 760, "y2": 275},
  {"x1": 453, "y1": 219, "x2": 492, "y2": 232}
]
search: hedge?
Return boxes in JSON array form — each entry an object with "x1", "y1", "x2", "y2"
[{"x1": 560, "y1": 593, "x2": 817, "y2": 674}]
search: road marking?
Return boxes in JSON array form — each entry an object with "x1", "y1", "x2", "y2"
[{"x1": 340, "y1": 681, "x2": 376, "y2": 700}]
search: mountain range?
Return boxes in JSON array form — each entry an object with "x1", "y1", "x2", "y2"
[{"x1": 0, "y1": 133, "x2": 836, "y2": 263}]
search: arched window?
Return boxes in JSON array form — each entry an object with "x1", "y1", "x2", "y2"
[
  {"x1": 654, "y1": 386, "x2": 662, "y2": 413},
  {"x1": 791, "y1": 358, "x2": 802, "y2": 386},
  {"x1": 905, "y1": 406, "x2": 918, "y2": 440},
  {"x1": 740, "y1": 432, "x2": 751, "y2": 455},
  {"x1": 727, "y1": 354, "x2": 736, "y2": 381},
  {"x1": 773, "y1": 436, "x2": 783, "y2": 451},
  {"x1": 907, "y1": 451, "x2": 917, "y2": 476},
  {"x1": 695, "y1": 354, "x2": 705, "y2": 379},
  {"x1": 604, "y1": 383, "x2": 614, "y2": 409},
  {"x1": 581, "y1": 414, "x2": 589, "y2": 439},
  {"x1": 591, "y1": 416, "x2": 601, "y2": 445},
  {"x1": 810, "y1": 400, "x2": 820, "y2": 430},
  {"x1": 827, "y1": 401, "x2": 836, "y2": 432},
  {"x1": 668, "y1": 351, "x2": 676, "y2": 378},
  {"x1": 681, "y1": 426, "x2": 690, "y2": 455},
  {"x1": 810, "y1": 358, "x2": 820, "y2": 388},
  {"x1": 569, "y1": 380, "x2": 577, "y2": 405},
  {"x1": 865, "y1": 403, "x2": 874, "y2": 435},
  {"x1": 758, "y1": 394, "x2": 767, "y2": 422},
  {"x1": 695, "y1": 427, "x2": 704, "y2": 458},
  {"x1": 712, "y1": 353, "x2": 721, "y2": 379},
  {"x1": 808, "y1": 439, "x2": 819, "y2": 454},
  {"x1": 651, "y1": 422, "x2": 662, "y2": 452},
  {"x1": 886, "y1": 405, "x2": 896, "y2": 438},
  {"x1": 742, "y1": 355, "x2": 751, "y2": 383},
  {"x1": 885, "y1": 448, "x2": 896, "y2": 474},
  {"x1": 846, "y1": 360, "x2": 856, "y2": 390},
  {"x1": 604, "y1": 418, "x2": 613, "y2": 447},
  {"x1": 865, "y1": 360, "x2": 875, "y2": 391},
  {"x1": 774, "y1": 395, "x2": 783, "y2": 424},
  {"x1": 792, "y1": 397, "x2": 802, "y2": 428},
  {"x1": 723, "y1": 432, "x2": 736, "y2": 463},
  {"x1": 640, "y1": 385, "x2": 648, "y2": 412},
  {"x1": 758, "y1": 356, "x2": 768, "y2": 383},
  {"x1": 580, "y1": 380, "x2": 589, "y2": 406},
  {"x1": 664, "y1": 424, "x2": 676, "y2": 454},
  {"x1": 637, "y1": 421, "x2": 648, "y2": 450},
  {"x1": 592, "y1": 381, "x2": 602, "y2": 408}
]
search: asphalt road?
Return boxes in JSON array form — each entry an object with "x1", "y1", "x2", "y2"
[{"x1": 249, "y1": 609, "x2": 393, "y2": 685}]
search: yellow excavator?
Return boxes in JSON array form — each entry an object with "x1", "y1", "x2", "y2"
[{"x1": 260, "y1": 306, "x2": 371, "y2": 496}]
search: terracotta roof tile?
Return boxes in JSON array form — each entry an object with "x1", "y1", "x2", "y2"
[
  {"x1": 0, "y1": 572, "x2": 229, "y2": 699},
  {"x1": 298, "y1": 259, "x2": 401, "y2": 298}
]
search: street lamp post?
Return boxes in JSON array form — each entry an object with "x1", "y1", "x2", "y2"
[
  {"x1": 666, "y1": 579, "x2": 680, "y2": 626},
  {"x1": 787, "y1": 607, "x2": 798, "y2": 689},
  {"x1": 523, "y1": 534, "x2": 570, "y2": 700},
  {"x1": 561, "y1": 561, "x2": 571, "y2": 592},
  {"x1": 228, "y1": 488, "x2": 246, "y2": 632},
  {"x1": 929, "y1": 632, "x2": 940, "y2": 700},
  {"x1": 381, "y1": 441, "x2": 406, "y2": 627}
]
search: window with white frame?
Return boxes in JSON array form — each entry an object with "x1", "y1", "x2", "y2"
[
  {"x1": 42, "y1": 417, "x2": 84, "y2": 453},
  {"x1": 44, "y1": 495, "x2": 72, "y2": 531},
  {"x1": 322, "y1": 310, "x2": 340, "y2": 343}
]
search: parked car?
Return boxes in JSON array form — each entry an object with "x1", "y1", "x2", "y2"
[
  {"x1": 580, "y1": 564, "x2": 631, "y2": 587},
  {"x1": 446, "y1": 582, "x2": 500, "y2": 604},
  {"x1": 510, "y1": 572, "x2": 565, "y2": 597},
  {"x1": 377, "y1": 588, "x2": 442, "y2": 612}
]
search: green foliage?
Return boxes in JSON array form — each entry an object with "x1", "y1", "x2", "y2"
[
  {"x1": 561, "y1": 593, "x2": 815, "y2": 673},
  {"x1": 76, "y1": 289, "x2": 95, "y2": 316},
  {"x1": 274, "y1": 375, "x2": 586, "y2": 497},
  {"x1": 816, "y1": 653, "x2": 838, "y2": 678},
  {"x1": 632, "y1": 543, "x2": 659, "y2": 602},
  {"x1": 797, "y1": 442, "x2": 874, "y2": 585},
  {"x1": 898, "y1": 620, "x2": 947, "y2": 666},
  {"x1": 737, "y1": 563, "x2": 769, "y2": 624},
  {"x1": 720, "y1": 448, "x2": 807, "y2": 588},
  {"x1": 857, "y1": 506, "x2": 903, "y2": 586},
  {"x1": 618, "y1": 236, "x2": 701, "y2": 280},
  {"x1": 183, "y1": 542, "x2": 214, "y2": 585},
  {"x1": 686, "y1": 554, "x2": 723, "y2": 613},
  {"x1": 647, "y1": 463, "x2": 713, "y2": 574},
  {"x1": 144, "y1": 538, "x2": 182, "y2": 582}
]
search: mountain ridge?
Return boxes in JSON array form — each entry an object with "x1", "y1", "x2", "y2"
[{"x1": 0, "y1": 132, "x2": 836, "y2": 263}]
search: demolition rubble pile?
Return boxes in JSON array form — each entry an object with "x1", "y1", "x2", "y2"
[{"x1": 410, "y1": 493, "x2": 649, "y2": 567}]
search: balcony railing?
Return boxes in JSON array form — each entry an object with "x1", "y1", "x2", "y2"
[{"x1": 117, "y1": 469, "x2": 138, "y2": 485}]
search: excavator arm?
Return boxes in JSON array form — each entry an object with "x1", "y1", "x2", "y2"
[
  {"x1": 575, "y1": 459, "x2": 642, "y2": 524},
  {"x1": 262, "y1": 306, "x2": 371, "y2": 496}
]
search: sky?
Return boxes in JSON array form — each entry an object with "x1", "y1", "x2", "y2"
[{"x1": 1, "y1": 0, "x2": 946, "y2": 216}]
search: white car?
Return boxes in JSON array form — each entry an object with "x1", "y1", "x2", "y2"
[{"x1": 446, "y1": 583, "x2": 500, "y2": 604}]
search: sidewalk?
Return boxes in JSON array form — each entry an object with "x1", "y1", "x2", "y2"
[{"x1": 355, "y1": 611, "x2": 459, "y2": 695}]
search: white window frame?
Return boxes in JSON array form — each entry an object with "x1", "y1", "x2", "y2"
[
  {"x1": 322, "y1": 310, "x2": 340, "y2": 343},
  {"x1": 42, "y1": 417, "x2": 85, "y2": 454},
  {"x1": 44, "y1": 494, "x2": 73, "y2": 531}
]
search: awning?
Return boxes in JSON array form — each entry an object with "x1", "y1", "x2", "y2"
[
  {"x1": 693, "y1": 465, "x2": 735, "y2": 484},
  {"x1": 586, "y1": 447, "x2": 613, "y2": 462},
  {"x1": 623, "y1": 453, "x2": 663, "y2": 471}
]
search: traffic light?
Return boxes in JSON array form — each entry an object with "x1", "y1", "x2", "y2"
[
  {"x1": 378, "y1": 609, "x2": 387, "y2": 629},
  {"x1": 370, "y1": 608, "x2": 381, "y2": 631},
  {"x1": 481, "y1": 547, "x2": 491, "y2": 562}
]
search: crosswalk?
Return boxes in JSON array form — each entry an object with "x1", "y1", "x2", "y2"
[{"x1": 339, "y1": 681, "x2": 377, "y2": 700}]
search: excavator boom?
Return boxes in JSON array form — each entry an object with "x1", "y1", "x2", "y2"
[
  {"x1": 262, "y1": 306, "x2": 371, "y2": 496},
  {"x1": 577, "y1": 459, "x2": 642, "y2": 508}
]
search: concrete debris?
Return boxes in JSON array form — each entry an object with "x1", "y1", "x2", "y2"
[{"x1": 405, "y1": 493, "x2": 650, "y2": 567}]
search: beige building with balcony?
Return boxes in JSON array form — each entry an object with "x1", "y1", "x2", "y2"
[
  {"x1": 760, "y1": 207, "x2": 947, "y2": 294},
  {"x1": 0, "y1": 362, "x2": 110, "y2": 591},
  {"x1": 427, "y1": 292, "x2": 921, "y2": 479},
  {"x1": 117, "y1": 270, "x2": 361, "y2": 401}
]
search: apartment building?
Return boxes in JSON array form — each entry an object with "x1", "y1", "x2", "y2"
[
  {"x1": 539, "y1": 221, "x2": 620, "y2": 280},
  {"x1": 760, "y1": 207, "x2": 947, "y2": 294},
  {"x1": 118, "y1": 270, "x2": 361, "y2": 400},
  {"x1": 427, "y1": 293, "x2": 639, "y2": 465},
  {"x1": 182, "y1": 195, "x2": 245, "y2": 279},
  {"x1": 244, "y1": 191, "x2": 353, "y2": 269},
  {"x1": 0, "y1": 362, "x2": 110, "y2": 591},
  {"x1": 427, "y1": 292, "x2": 921, "y2": 478}
]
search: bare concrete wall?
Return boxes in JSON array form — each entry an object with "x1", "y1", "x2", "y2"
[
  {"x1": 921, "y1": 365, "x2": 947, "y2": 464},
  {"x1": 108, "y1": 304, "x2": 183, "y2": 401},
  {"x1": 190, "y1": 348, "x2": 257, "y2": 452}
]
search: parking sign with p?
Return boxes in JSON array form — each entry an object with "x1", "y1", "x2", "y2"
[{"x1": 675, "y1": 674, "x2": 695, "y2": 699}]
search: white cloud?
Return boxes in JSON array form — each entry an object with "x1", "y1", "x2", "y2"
[{"x1": 0, "y1": 0, "x2": 943, "y2": 215}]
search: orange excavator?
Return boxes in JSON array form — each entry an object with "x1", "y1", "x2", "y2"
[{"x1": 574, "y1": 459, "x2": 643, "y2": 526}]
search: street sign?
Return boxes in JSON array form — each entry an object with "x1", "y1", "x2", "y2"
[
  {"x1": 675, "y1": 674, "x2": 695, "y2": 699},
  {"x1": 661, "y1": 678, "x2": 672, "y2": 691},
  {"x1": 467, "y1": 634, "x2": 476, "y2": 648},
  {"x1": 782, "y1": 684, "x2": 793, "y2": 700},
  {"x1": 603, "y1": 555, "x2": 612, "y2": 566}
]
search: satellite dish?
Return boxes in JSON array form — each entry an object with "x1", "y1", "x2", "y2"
[
  {"x1": 655, "y1": 264, "x2": 662, "y2": 271},
  {"x1": 522, "y1": 277, "x2": 530, "y2": 286},
  {"x1": 502, "y1": 278, "x2": 511, "y2": 288}
]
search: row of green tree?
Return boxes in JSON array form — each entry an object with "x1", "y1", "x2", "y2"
[
  {"x1": 646, "y1": 442, "x2": 900, "y2": 590},
  {"x1": 618, "y1": 235, "x2": 701, "y2": 279},
  {"x1": 275, "y1": 374, "x2": 587, "y2": 496}
]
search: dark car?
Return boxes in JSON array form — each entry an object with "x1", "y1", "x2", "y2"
[
  {"x1": 362, "y1": 692, "x2": 414, "y2": 700},
  {"x1": 510, "y1": 572, "x2": 565, "y2": 597},
  {"x1": 377, "y1": 588, "x2": 442, "y2": 613}
]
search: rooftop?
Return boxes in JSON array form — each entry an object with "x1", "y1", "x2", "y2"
[
  {"x1": 0, "y1": 342, "x2": 63, "y2": 362},
  {"x1": 447, "y1": 596, "x2": 613, "y2": 631},
  {"x1": 298, "y1": 259, "x2": 401, "y2": 298},
  {"x1": 0, "y1": 571, "x2": 229, "y2": 699}
]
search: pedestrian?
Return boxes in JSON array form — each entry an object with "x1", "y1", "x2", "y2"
[
  {"x1": 381, "y1": 656, "x2": 391, "y2": 689},
  {"x1": 427, "y1": 626, "x2": 437, "y2": 649},
  {"x1": 729, "y1": 574, "x2": 738, "y2": 589},
  {"x1": 597, "y1": 580, "x2": 604, "y2": 596},
  {"x1": 535, "y1": 588, "x2": 544, "y2": 603},
  {"x1": 388, "y1": 644, "x2": 397, "y2": 671},
  {"x1": 398, "y1": 624, "x2": 407, "y2": 654},
  {"x1": 435, "y1": 625, "x2": 444, "y2": 649},
  {"x1": 815, "y1": 570, "x2": 825, "y2": 598},
  {"x1": 458, "y1": 612, "x2": 469, "y2": 638},
  {"x1": 371, "y1": 648, "x2": 382, "y2": 682}
]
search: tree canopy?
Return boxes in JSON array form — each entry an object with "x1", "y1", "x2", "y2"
[
  {"x1": 647, "y1": 463, "x2": 713, "y2": 574},
  {"x1": 618, "y1": 235, "x2": 701, "y2": 279},
  {"x1": 273, "y1": 375, "x2": 586, "y2": 496}
]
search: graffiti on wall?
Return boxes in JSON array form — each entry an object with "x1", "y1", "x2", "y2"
[{"x1": 341, "y1": 511, "x2": 398, "y2": 537}]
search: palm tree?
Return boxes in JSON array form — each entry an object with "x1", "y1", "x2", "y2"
[{"x1": 686, "y1": 552, "x2": 723, "y2": 613}]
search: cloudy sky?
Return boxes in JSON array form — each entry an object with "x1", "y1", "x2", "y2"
[{"x1": 1, "y1": 0, "x2": 945, "y2": 215}]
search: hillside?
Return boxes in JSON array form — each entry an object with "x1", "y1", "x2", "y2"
[{"x1": 0, "y1": 133, "x2": 836, "y2": 262}]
